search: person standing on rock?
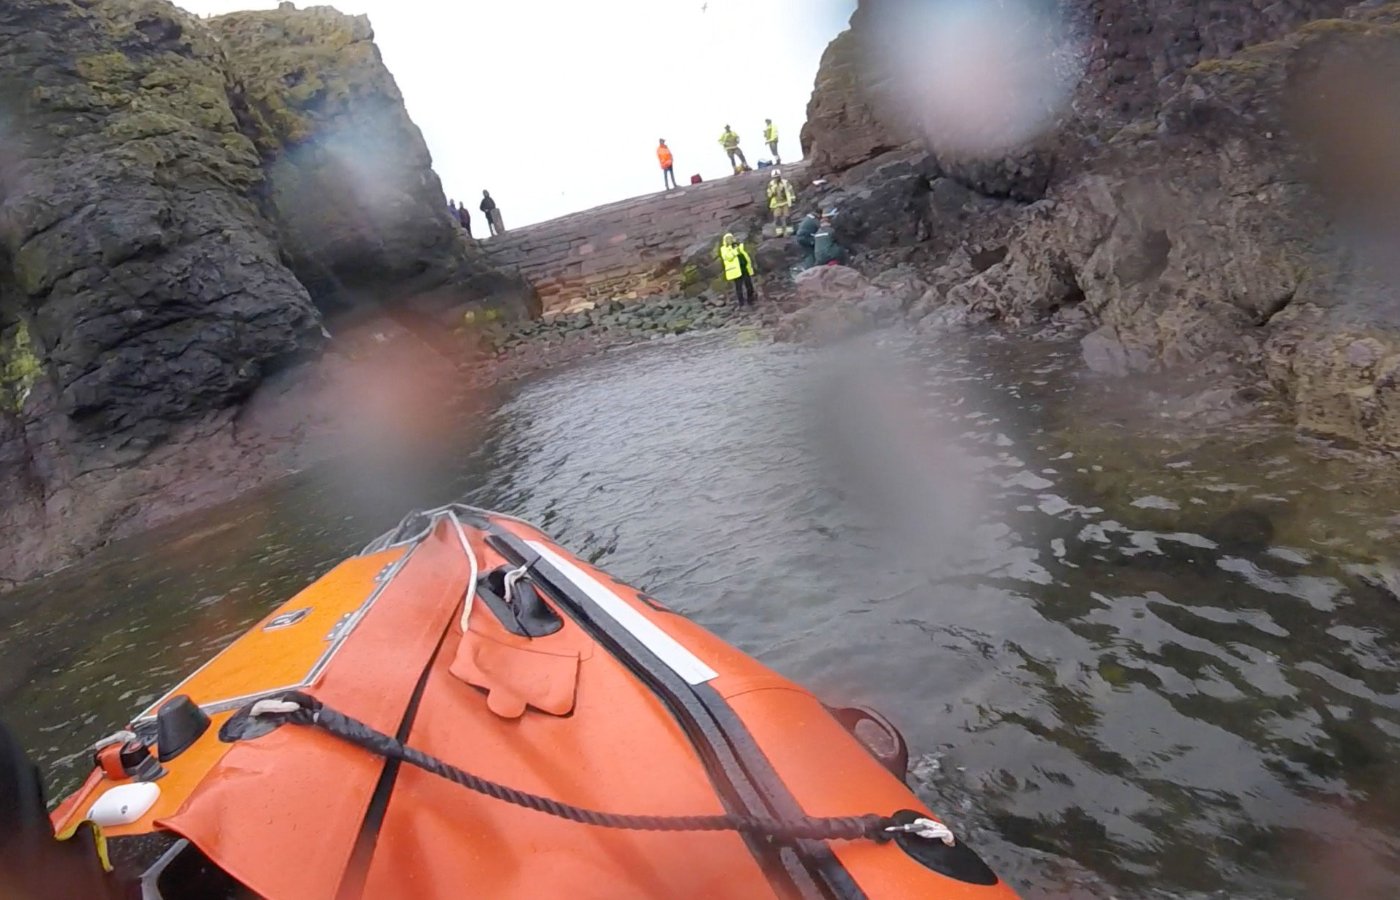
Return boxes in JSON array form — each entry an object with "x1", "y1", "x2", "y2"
[
  {"x1": 720, "y1": 233, "x2": 757, "y2": 307},
  {"x1": 766, "y1": 168, "x2": 796, "y2": 236},
  {"x1": 764, "y1": 118, "x2": 780, "y2": 164},
  {"x1": 718, "y1": 125, "x2": 747, "y2": 173},
  {"x1": 657, "y1": 139, "x2": 677, "y2": 191},
  {"x1": 458, "y1": 203, "x2": 473, "y2": 238},
  {"x1": 481, "y1": 190, "x2": 504, "y2": 236}
]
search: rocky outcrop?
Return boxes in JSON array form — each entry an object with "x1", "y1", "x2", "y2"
[
  {"x1": 801, "y1": 0, "x2": 1400, "y2": 449},
  {"x1": 0, "y1": 0, "x2": 321, "y2": 451},
  {"x1": 0, "y1": 0, "x2": 534, "y2": 588},
  {"x1": 211, "y1": 6, "x2": 536, "y2": 325},
  {"x1": 804, "y1": 0, "x2": 1350, "y2": 180},
  {"x1": 799, "y1": 16, "x2": 917, "y2": 173}
]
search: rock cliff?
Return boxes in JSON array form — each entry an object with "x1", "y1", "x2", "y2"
[
  {"x1": 800, "y1": 0, "x2": 1400, "y2": 449},
  {"x1": 0, "y1": 0, "x2": 321, "y2": 450},
  {"x1": 0, "y1": 0, "x2": 534, "y2": 588},
  {"x1": 211, "y1": 6, "x2": 536, "y2": 325}
]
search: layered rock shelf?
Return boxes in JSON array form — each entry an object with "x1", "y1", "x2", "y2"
[{"x1": 482, "y1": 164, "x2": 806, "y2": 313}]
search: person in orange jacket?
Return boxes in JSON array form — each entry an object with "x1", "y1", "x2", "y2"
[{"x1": 657, "y1": 139, "x2": 677, "y2": 191}]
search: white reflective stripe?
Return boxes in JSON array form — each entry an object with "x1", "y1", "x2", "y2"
[{"x1": 526, "y1": 541, "x2": 718, "y2": 685}]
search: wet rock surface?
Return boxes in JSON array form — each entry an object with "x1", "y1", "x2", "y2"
[
  {"x1": 799, "y1": 0, "x2": 1400, "y2": 449},
  {"x1": 467, "y1": 288, "x2": 792, "y2": 387}
]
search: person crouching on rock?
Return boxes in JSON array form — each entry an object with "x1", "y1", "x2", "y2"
[
  {"x1": 719, "y1": 125, "x2": 747, "y2": 173},
  {"x1": 657, "y1": 139, "x2": 677, "y2": 191},
  {"x1": 766, "y1": 169, "x2": 795, "y2": 236},
  {"x1": 794, "y1": 212, "x2": 819, "y2": 269},
  {"x1": 720, "y1": 233, "x2": 757, "y2": 307},
  {"x1": 814, "y1": 210, "x2": 848, "y2": 266}
]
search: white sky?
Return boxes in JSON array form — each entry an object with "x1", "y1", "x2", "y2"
[{"x1": 180, "y1": 0, "x2": 857, "y2": 227}]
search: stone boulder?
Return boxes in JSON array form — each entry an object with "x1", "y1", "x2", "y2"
[
  {"x1": 868, "y1": 266, "x2": 929, "y2": 310},
  {"x1": 1263, "y1": 304, "x2": 1400, "y2": 448},
  {"x1": 812, "y1": 152, "x2": 930, "y2": 251},
  {"x1": 795, "y1": 265, "x2": 874, "y2": 305},
  {"x1": 1080, "y1": 325, "x2": 1156, "y2": 377},
  {"x1": 212, "y1": 6, "x2": 537, "y2": 324},
  {"x1": 803, "y1": 149, "x2": 1027, "y2": 266},
  {"x1": 777, "y1": 265, "x2": 902, "y2": 342},
  {"x1": 752, "y1": 236, "x2": 804, "y2": 276}
]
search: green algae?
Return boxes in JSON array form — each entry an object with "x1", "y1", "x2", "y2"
[{"x1": 0, "y1": 320, "x2": 41, "y2": 412}]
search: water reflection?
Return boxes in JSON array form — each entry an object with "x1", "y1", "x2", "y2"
[{"x1": 4, "y1": 329, "x2": 1400, "y2": 898}]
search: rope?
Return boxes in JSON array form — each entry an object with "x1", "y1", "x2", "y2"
[
  {"x1": 247, "y1": 693, "x2": 952, "y2": 845},
  {"x1": 501, "y1": 563, "x2": 530, "y2": 607}
]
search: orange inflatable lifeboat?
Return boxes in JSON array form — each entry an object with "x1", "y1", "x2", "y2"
[{"x1": 7, "y1": 505, "x2": 1019, "y2": 899}]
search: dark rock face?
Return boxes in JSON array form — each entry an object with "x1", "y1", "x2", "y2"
[
  {"x1": 211, "y1": 6, "x2": 537, "y2": 325},
  {"x1": 0, "y1": 0, "x2": 321, "y2": 450},
  {"x1": 804, "y1": 0, "x2": 1350, "y2": 178},
  {"x1": 0, "y1": 0, "x2": 538, "y2": 588},
  {"x1": 801, "y1": 0, "x2": 1400, "y2": 449},
  {"x1": 804, "y1": 150, "x2": 1022, "y2": 260}
]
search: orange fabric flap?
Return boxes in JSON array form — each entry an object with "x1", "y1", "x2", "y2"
[{"x1": 450, "y1": 630, "x2": 580, "y2": 719}]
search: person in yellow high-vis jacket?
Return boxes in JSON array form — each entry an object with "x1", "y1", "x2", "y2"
[
  {"x1": 764, "y1": 118, "x2": 780, "y2": 164},
  {"x1": 719, "y1": 233, "x2": 756, "y2": 306},
  {"x1": 719, "y1": 125, "x2": 747, "y2": 173},
  {"x1": 766, "y1": 169, "x2": 796, "y2": 236}
]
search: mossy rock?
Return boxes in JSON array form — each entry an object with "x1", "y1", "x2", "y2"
[
  {"x1": 0, "y1": 320, "x2": 42, "y2": 412},
  {"x1": 76, "y1": 52, "x2": 134, "y2": 85},
  {"x1": 1190, "y1": 55, "x2": 1275, "y2": 77},
  {"x1": 1297, "y1": 17, "x2": 1399, "y2": 38}
]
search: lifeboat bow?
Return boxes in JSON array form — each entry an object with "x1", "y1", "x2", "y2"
[{"x1": 16, "y1": 504, "x2": 1018, "y2": 900}]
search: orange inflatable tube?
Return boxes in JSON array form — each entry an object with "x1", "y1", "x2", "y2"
[{"x1": 34, "y1": 505, "x2": 1020, "y2": 899}]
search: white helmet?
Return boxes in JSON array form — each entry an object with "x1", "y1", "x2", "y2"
[{"x1": 770, "y1": 168, "x2": 781, "y2": 179}]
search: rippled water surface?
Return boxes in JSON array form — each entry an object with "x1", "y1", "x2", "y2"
[{"x1": 5, "y1": 328, "x2": 1400, "y2": 899}]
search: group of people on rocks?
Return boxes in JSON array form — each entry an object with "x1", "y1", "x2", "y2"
[
  {"x1": 448, "y1": 190, "x2": 505, "y2": 239},
  {"x1": 716, "y1": 119, "x2": 782, "y2": 174},
  {"x1": 698, "y1": 121, "x2": 848, "y2": 307},
  {"x1": 716, "y1": 207, "x2": 846, "y2": 308},
  {"x1": 654, "y1": 119, "x2": 783, "y2": 192},
  {"x1": 445, "y1": 116, "x2": 843, "y2": 312}
]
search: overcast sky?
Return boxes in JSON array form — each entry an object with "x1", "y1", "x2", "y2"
[{"x1": 181, "y1": 0, "x2": 857, "y2": 227}]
